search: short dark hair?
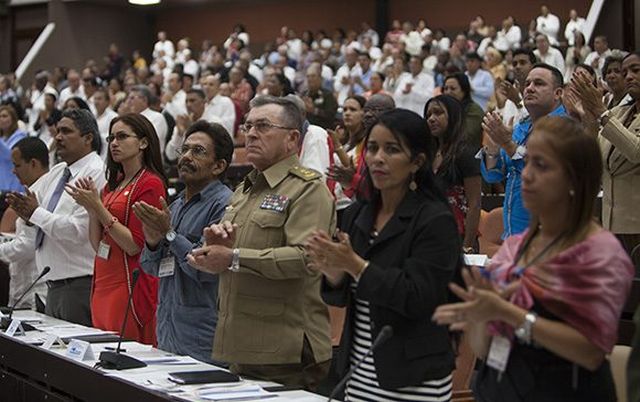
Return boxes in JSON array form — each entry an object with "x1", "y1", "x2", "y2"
[
  {"x1": 12, "y1": 137, "x2": 49, "y2": 169},
  {"x1": 530, "y1": 63, "x2": 564, "y2": 88},
  {"x1": 186, "y1": 88, "x2": 206, "y2": 99},
  {"x1": 184, "y1": 120, "x2": 234, "y2": 175},
  {"x1": 444, "y1": 72, "x2": 472, "y2": 104},
  {"x1": 131, "y1": 85, "x2": 152, "y2": 105},
  {"x1": 61, "y1": 108, "x2": 101, "y2": 154},
  {"x1": 603, "y1": 53, "x2": 624, "y2": 77},
  {"x1": 512, "y1": 48, "x2": 537, "y2": 65}
]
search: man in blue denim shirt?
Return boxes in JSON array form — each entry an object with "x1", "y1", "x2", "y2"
[
  {"x1": 480, "y1": 64, "x2": 566, "y2": 238},
  {"x1": 134, "y1": 121, "x2": 233, "y2": 363}
]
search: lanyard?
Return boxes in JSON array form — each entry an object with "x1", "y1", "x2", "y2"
[
  {"x1": 103, "y1": 168, "x2": 145, "y2": 209},
  {"x1": 510, "y1": 228, "x2": 566, "y2": 278}
]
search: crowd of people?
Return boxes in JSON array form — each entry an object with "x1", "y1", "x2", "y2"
[{"x1": 0, "y1": 4, "x2": 639, "y2": 402}]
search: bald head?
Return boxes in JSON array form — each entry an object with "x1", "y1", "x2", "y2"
[{"x1": 363, "y1": 94, "x2": 395, "y2": 131}]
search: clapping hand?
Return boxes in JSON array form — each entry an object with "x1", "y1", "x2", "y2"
[
  {"x1": 6, "y1": 189, "x2": 39, "y2": 221},
  {"x1": 203, "y1": 220, "x2": 238, "y2": 248},
  {"x1": 65, "y1": 177, "x2": 102, "y2": 213},
  {"x1": 305, "y1": 229, "x2": 366, "y2": 284},
  {"x1": 482, "y1": 112, "x2": 513, "y2": 153},
  {"x1": 570, "y1": 70, "x2": 607, "y2": 119},
  {"x1": 326, "y1": 162, "x2": 356, "y2": 188},
  {"x1": 132, "y1": 197, "x2": 172, "y2": 247}
]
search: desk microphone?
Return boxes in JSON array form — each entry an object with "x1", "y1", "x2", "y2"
[
  {"x1": 328, "y1": 325, "x2": 393, "y2": 402},
  {"x1": 97, "y1": 270, "x2": 147, "y2": 370},
  {"x1": 1, "y1": 266, "x2": 50, "y2": 330}
]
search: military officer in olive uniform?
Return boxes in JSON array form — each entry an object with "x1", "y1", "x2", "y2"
[{"x1": 189, "y1": 95, "x2": 336, "y2": 390}]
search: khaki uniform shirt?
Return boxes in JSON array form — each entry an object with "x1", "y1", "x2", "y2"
[{"x1": 213, "y1": 154, "x2": 336, "y2": 365}]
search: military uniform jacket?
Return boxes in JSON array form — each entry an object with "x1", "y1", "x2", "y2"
[{"x1": 213, "y1": 154, "x2": 336, "y2": 365}]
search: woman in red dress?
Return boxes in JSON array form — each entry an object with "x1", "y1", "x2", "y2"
[{"x1": 67, "y1": 113, "x2": 166, "y2": 345}]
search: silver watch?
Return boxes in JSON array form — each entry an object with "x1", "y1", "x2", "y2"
[
  {"x1": 228, "y1": 248, "x2": 240, "y2": 272},
  {"x1": 165, "y1": 229, "x2": 177, "y2": 243},
  {"x1": 514, "y1": 312, "x2": 537, "y2": 345}
]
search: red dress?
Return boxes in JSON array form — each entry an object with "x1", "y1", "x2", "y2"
[{"x1": 91, "y1": 170, "x2": 164, "y2": 345}]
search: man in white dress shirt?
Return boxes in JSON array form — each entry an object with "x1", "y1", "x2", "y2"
[
  {"x1": 153, "y1": 31, "x2": 175, "y2": 60},
  {"x1": 93, "y1": 88, "x2": 118, "y2": 160},
  {"x1": 334, "y1": 48, "x2": 363, "y2": 106},
  {"x1": 533, "y1": 34, "x2": 565, "y2": 75},
  {"x1": 564, "y1": 9, "x2": 586, "y2": 46},
  {"x1": 465, "y1": 52, "x2": 494, "y2": 111},
  {"x1": 536, "y1": 5, "x2": 561, "y2": 46},
  {"x1": 584, "y1": 36, "x2": 612, "y2": 78},
  {"x1": 0, "y1": 138, "x2": 50, "y2": 310},
  {"x1": 57, "y1": 69, "x2": 85, "y2": 109},
  {"x1": 7, "y1": 109, "x2": 105, "y2": 326},
  {"x1": 201, "y1": 75, "x2": 236, "y2": 136},
  {"x1": 393, "y1": 55, "x2": 434, "y2": 115},
  {"x1": 127, "y1": 85, "x2": 168, "y2": 155},
  {"x1": 162, "y1": 72, "x2": 187, "y2": 119},
  {"x1": 495, "y1": 16, "x2": 522, "y2": 52}
]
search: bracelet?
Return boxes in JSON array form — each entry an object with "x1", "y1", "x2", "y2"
[
  {"x1": 483, "y1": 147, "x2": 500, "y2": 159},
  {"x1": 354, "y1": 260, "x2": 370, "y2": 281},
  {"x1": 104, "y1": 216, "x2": 118, "y2": 232}
]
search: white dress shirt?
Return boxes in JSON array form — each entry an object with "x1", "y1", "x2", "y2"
[
  {"x1": 203, "y1": 94, "x2": 236, "y2": 137},
  {"x1": 95, "y1": 108, "x2": 118, "y2": 160},
  {"x1": 163, "y1": 89, "x2": 187, "y2": 119},
  {"x1": 393, "y1": 72, "x2": 435, "y2": 115},
  {"x1": 466, "y1": 69, "x2": 495, "y2": 111},
  {"x1": 534, "y1": 47, "x2": 566, "y2": 76},
  {"x1": 536, "y1": 13, "x2": 561, "y2": 45},
  {"x1": 0, "y1": 175, "x2": 49, "y2": 308},
  {"x1": 495, "y1": 26, "x2": 522, "y2": 52},
  {"x1": 153, "y1": 39, "x2": 175, "y2": 59},
  {"x1": 334, "y1": 64, "x2": 362, "y2": 106},
  {"x1": 30, "y1": 152, "x2": 106, "y2": 282},
  {"x1": 164, "y1": 113, "x2": 224, "y2": 162},
  {"x1": 564, "y1": 18, "x2": 586, "y2": 46},
  {"x1": 58, "y1": 86, "x2": 86, "y2": 109},
  {"x1": 141, "y1": 108, "x2": 169, "y2": 155},
  {"x1": 584, "y1": 49, "x2": 612, "y2": 78},
  {"x1": 299, "y1": 124, "x2": 330, "y2": 181}
]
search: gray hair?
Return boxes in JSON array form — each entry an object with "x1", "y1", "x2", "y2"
[
  {"x1": 61, "y1": 108, "x2": 101, "y2": 153},
  {"x1": 249, "y1": 95, "x2": 304, "y2": 132},
  {"x1": 130, "y1": 84, "x2": 152, "y2": 105}
]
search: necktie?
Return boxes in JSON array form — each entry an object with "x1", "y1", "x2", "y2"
[{"x1": 35, "y1": 167, "x2": 72, "y2": 249}]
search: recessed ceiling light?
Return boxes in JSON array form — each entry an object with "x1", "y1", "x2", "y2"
[{"x1": 129, "y1": 0, "x2": 161, "y2": 5}]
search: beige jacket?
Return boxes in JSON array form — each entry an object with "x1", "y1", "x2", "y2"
[{"x1": 599, "y1": 103, "x2": 640, "y2": 233}]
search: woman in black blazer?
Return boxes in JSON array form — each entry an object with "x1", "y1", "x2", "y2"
[{"x1": 306, "y1": 109, "x2": 461, "y2": 401}]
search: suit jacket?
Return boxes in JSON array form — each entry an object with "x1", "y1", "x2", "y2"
[
  {"x1": 322, "y1": 191, "x2": 461, "y2": 389},
  {"x1": 599, "y1": 103, "x2": 640, "y2": 233}
]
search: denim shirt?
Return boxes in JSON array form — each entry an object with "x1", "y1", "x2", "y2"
[
  {"x1": 140, "y1": 180, "x2": 232, "y2": 363},
  {"x1": 481, "y1": 104, "x2": 567, "y2": 239}
]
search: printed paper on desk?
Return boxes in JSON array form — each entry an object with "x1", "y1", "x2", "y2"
[
  {"x1": 65, "y1": 339, "x2": 95, "y2": 361},
  {"x1": 463, "y1": 254, "x2": 489, "y2": 267},
  {"x1": 6, "y1": 319, "x2": 25, "y2": 337}
]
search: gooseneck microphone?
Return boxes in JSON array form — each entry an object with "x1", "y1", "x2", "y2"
[
  {"x1": 97, "y1": 270, "x2": 147, "y2": 370},
  {"x1": 328, "y1": 325, "x2": 394, "y2": 402},
  {"x1": 1, "y1": 266, "x2": 50, "y2": 330}
]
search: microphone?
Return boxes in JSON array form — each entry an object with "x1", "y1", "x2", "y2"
[
  {"x1": 328, "y1": 325, "x2": 393, "y2": 402},
  {"x1": 1, "y1": 266, "x2": 50, "y2": 330},
  {"x1": 97, "y1": 270, "x2": 147, "y2": 370}
]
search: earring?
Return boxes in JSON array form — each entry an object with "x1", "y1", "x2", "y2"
[
  {"x1": 569, "y1": 189, "x2": 575, "y2": 197},
  {"x1": 409, "y1": 173, "x2": 417, "y2": 191}
]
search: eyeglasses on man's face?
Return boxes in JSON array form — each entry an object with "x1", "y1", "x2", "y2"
[
  {"x1": 177, "y1": 144, "x2": 208, "y2": 159},
  {"x1": 239, "y1": 120, "x2": 296, "y2": 135}
]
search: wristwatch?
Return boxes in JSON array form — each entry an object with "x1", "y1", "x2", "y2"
[
  {"x1": 514, "y1": 311, "x2": 537, "y2": 345},
  {"x1": 165, "y1": 229, "x2": 177, "y2": 243},
  {"x1": 228, "y1": 248, "x2": 240, "y2": 272},
  {"x1": 597, "y1": 109, "x2": 611, "y2": 127}
]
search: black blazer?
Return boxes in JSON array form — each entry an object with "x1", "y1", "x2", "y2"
[{"x1": 322, "y1": 191, "x2": 461, "y2": 389}]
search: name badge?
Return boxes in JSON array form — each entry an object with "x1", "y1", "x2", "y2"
[
  {"x1": 42, "y1": 333, "x2": 66, "y2": 350},
  {"x1": 5, "y1": 319, "x2": 25, "y2": 337},
  {"x1": 487, "y1": 335, "x2": 511, "y2": 374},
  {"x1": 97, "y1": 241, "x2": 111, "y2": 260},
  {"x1": 159, "y1": 255, "x2": 175, "y2": 278},
  {"x1": 66, "y1": 339, "x2": 95, "y2": 361}
]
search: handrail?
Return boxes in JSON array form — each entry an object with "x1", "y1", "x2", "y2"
[
  {"x1": 583, "y1": 0, "x2": 605, "y2": 43},
  {"x1": 15, "y1": 22, "x2": 55, "y2": 83}
]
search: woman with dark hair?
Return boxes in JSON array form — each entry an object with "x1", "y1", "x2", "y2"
[
  {"x1": 63, "y1": 96, "x2": 91, "y2": 112},
  {"x1": 266, "y1": 72, "x2": 293, "y2": 97},
  {"x1": 434, "y1": 116, "x2": 633, "y2": 401},
  {"x1": 443, "y1": 73, "x2": 484, "y2": 151},
  {"x1": 66, "y1": 113, "x2": 167, "y2": 345},
  {"x1": 565, "y1": 31, "x2": 591, "y2": 80},
  {"x1": 0, "y1": 105, "x2": 27, "y2": 194},
  {"x1": 307, "y1": 109, "x2": 460, "y2": 401},
  {"x1": 425, "y1": 95, "x2": 481, "y2": 252},
  {"x1": 363, "y1": 72, "x2": 389, "y2": 99}
]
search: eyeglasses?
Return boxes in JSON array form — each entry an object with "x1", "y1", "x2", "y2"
[
  {"x1": 107, "y1": 133, "x2": 138, "y2": 143},
  {"x1": 177, "y1": 144, "x2": 208, "y2": 159},
  {"x1": 239, "y1": 120, "x2": 295, "y2": 134}
]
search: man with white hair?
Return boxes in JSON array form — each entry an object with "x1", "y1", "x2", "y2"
[
  {"x1": 153, "y1": 31, "x2": 175, "y2": 60},
  {"x1": 58, "y1": 69, "x2": 86, "y2": 108},
  {"x1": 126, "y1": 85, "x2": 169, "y2": 154}
]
